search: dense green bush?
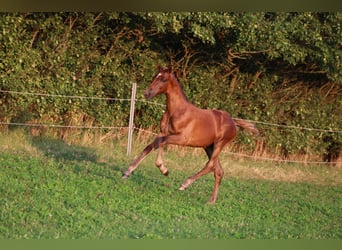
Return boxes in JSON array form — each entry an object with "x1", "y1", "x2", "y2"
[{"x1": 0, "y1": 12, "x2": 341, "y2": 160}]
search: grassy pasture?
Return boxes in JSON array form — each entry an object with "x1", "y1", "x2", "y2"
[{"x1": 0, "y1": 130, "x2": 341, "y2": 239}]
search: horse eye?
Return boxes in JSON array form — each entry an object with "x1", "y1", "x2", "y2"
[{"x1": 158, "y1": 76, "x2": 167, "y2": 82}]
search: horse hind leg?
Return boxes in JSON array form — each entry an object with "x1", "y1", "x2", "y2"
[
  {"x1": 179, "y1": 159, "x2": 215, "y2": 191},
  {"x1": 208, "y1": 159, "x2": 224, "y2": 204},
  {"x1": 179, "y1": 144, "x2": 214, "y2": 190},
  {"x1": 179, "y1": 143, "x2": 226, "y2": 204}
]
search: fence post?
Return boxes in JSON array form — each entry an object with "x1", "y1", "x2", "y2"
[{"x1": 127, "y1": 82, "x2": 137, "y2": 156}]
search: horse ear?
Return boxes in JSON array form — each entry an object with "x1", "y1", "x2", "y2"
[
  {"x1": 157, "y1": 65, "x2": 162, "y2": 72},
  {"x1": 167, "y1": 65, "x2": 173, "y2": 73},
  {"x1": 175, "y1": 68, "x2": 181, "y2": 79}
]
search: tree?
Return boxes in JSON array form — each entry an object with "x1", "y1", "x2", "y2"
[{"x1": 0, "y1": 12, "x2": 340, "y2": 160}]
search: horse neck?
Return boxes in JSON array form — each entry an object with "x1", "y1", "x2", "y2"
[{"x1": 165, "y1": 78, "x2": 189, "y2": 112}]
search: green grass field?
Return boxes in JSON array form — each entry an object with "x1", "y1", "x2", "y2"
[{"x1": 0, "y1": 130, "x2": 341, "y2": 239}]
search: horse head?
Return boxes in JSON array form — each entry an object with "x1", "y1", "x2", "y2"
[{"x1": 144, "y1": 65, "x2": 174, "y2": 100}]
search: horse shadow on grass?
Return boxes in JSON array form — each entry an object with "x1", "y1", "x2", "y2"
[
  {"x1": 31, "y1": 136, "x2": 98, "y2": 163},
  {"x1": 30, "y1": 136, "x2": 124, "y2": 178}
]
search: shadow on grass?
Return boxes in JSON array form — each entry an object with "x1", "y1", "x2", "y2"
[
  {"x1": 30, "y1": 136, "x2": 127, "y2": 179},
  {"x1": 31, "y1": 136, "x2": 97, "y2": 163}
]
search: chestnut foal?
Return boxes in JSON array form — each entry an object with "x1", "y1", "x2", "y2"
[{"x1": 122, "y1": 66, "x2": 259, "y2": 204}]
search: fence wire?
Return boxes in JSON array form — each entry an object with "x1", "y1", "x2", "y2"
[
  {"x1": 0, "y1": 88, "x2": 341, "y2": 165},
  {"x1": 1, "y1": 89, "x2": 341, "y2": 133}
]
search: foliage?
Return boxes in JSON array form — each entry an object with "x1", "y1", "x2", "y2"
[{"x1": 0, "y1": 12, "x2": 341, "y2": 159}]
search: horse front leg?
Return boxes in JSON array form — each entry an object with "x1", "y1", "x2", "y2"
[
  {"x1": 156, "y1": 146, "x2": 169, "y2": 176},
  {"x1": 122, "y1": 137, "x2": 161, "y2": 178},
  {"x1": 155, "y1": 111, "x2": 170, "y2": 176},
  {"x1": 123, "y1": 133, "x2": 185, "y2": 178},
  {"x1": 123, "y1": 112, "x2": 170, "y2": 179}
]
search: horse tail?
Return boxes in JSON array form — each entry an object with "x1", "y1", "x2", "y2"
[{"x1": 233, "y1": 118, "x2": 259, "y2": 136}]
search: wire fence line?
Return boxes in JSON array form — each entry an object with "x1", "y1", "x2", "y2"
[
  {"x1": 224, "y1": 151, "x2": 340, "y2": 165},
  {"x1": 0, "y1": 120, "x2": 339, "y2": 165},
  {"x1": 1, "y1": 88, "x2": 341, "y2": 133},
  {"x1": 0, "y1": 121, "x2": 158, "y2": 136},
  {"x1": 0, "y1": 121, "x2": 127, "y2": 130},
  {"x1": 0, "y1": 121, "x2": 159, "y2": 139},
  {"x1": 0, "y1": 89, "x2": 165, "y2": 106},
  {"x1": 0, "y1": 89, "x2": 129, "y2": 101},
  {"x1": 1, "y1": 88, "x2": 341, "y2": 165}
]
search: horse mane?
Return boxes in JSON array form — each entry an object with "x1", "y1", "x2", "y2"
[
  {"x1": 156, "y1": 66, "x2": 184, "y2": 91},
  {"x1": 169, "y1": 70, "x2": 188, "y2": 100}
]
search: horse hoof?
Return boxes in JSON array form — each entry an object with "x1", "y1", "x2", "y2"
[
  {"x1": 163, "y1": 170, "x2": 169, "y2": 176},
  {"x1": 207, "y1": 200, "x2": 216, "y2": 205},
  {"x1": 122, "y1": 173, "x2": 130, "y2": 179},
  {"x1": 179, "y1": 185, "x2": 186, "y2": 191}
]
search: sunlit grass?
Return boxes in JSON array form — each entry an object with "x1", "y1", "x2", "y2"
[{"x1": 0, "y1": 129, "x2": 341, "y2": 239}]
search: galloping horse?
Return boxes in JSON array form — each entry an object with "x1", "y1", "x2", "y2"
[{"x1": 122, "y1": 65, "x2": 259, "y2": 204}]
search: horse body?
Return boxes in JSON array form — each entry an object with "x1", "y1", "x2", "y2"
[
  {"x1": 167, "y1": 107, "x2": 236, "y2": 148},
  {"x1": 122, "y1": 66, "x2": 258, "y2": 204},
  {"x1": 151, "y1": 69, "x2": 237, "y2": 148}
]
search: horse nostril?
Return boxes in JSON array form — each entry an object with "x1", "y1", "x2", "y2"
[{"x1": 144, "y1": 90, "x2": 152, "y2": 99}]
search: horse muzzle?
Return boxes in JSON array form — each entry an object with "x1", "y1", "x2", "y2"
[{"x1": 144, "y1": 89, "x2": 155, "y2": 100}]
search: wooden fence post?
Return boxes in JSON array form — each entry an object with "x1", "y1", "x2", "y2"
[{"x1": 127, "y1": 82, "x2": 137, "y2": 156}]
